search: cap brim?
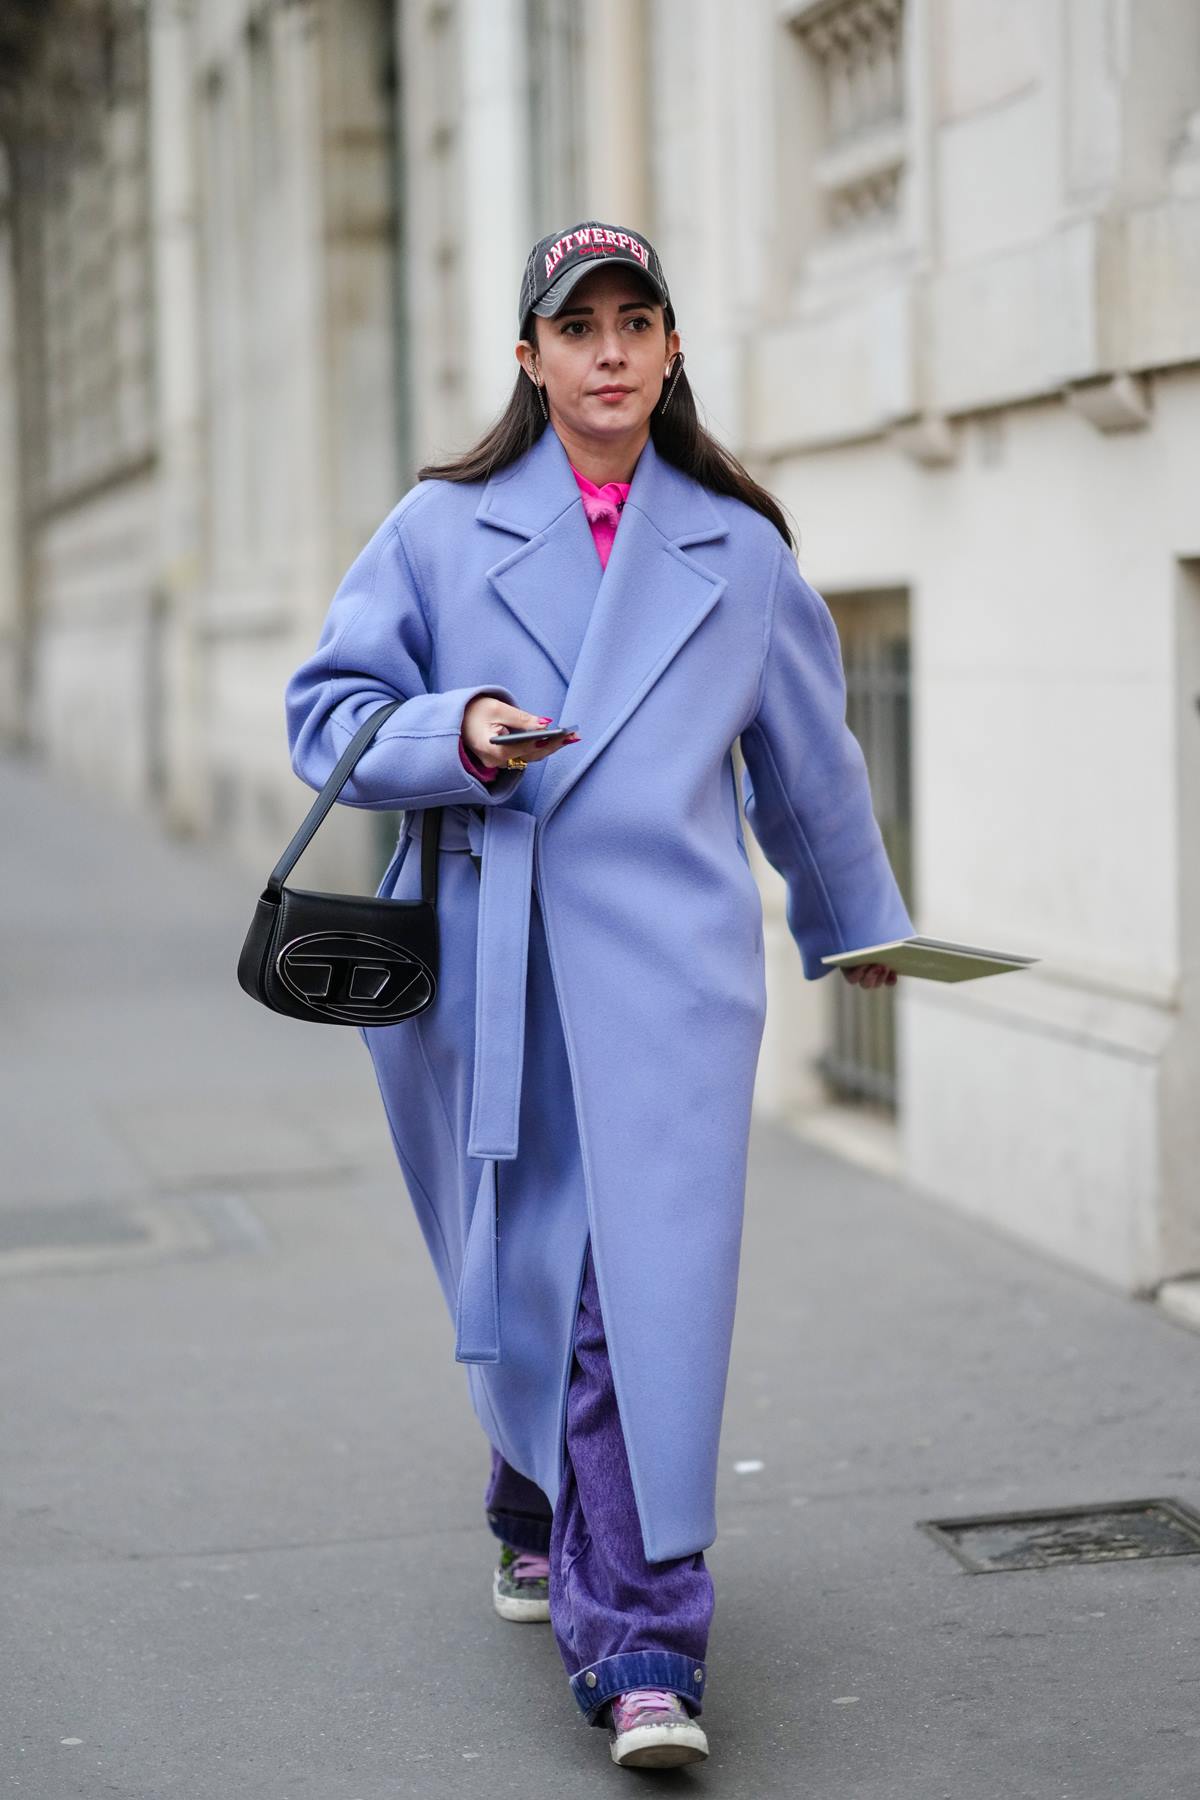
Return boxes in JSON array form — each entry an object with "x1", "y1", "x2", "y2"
[{"x1": 529, "y1": 256, "x2": 665, "y2": 319}]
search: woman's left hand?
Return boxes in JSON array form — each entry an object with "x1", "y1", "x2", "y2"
[{"x1": 841, "y1": 962, "x2": 898, "y2": 989}]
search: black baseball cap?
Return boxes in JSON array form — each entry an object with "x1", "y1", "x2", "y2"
[{"x1": 519, "y1": 221, "x2": 673, "y2": 335}]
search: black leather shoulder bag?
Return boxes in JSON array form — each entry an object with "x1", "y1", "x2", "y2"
[{"x1": 237, "y1": 699, "x2": 443, "y2": 1026}]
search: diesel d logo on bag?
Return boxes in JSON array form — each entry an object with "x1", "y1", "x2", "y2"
[
  {"x1": 275, "y1": 930, "x2": 435, "y2": 1022},
  {"x1": 237, "y1": 698, "x2": 443, "y2": 1028}
]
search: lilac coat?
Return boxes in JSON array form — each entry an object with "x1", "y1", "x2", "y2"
[{"x1": 284, "y1": 422, "x2": 914, "y2": 1560}]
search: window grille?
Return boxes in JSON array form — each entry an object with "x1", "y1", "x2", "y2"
[{"x1": 817, "y1": 589, "x2": 913, "y2": 1112}]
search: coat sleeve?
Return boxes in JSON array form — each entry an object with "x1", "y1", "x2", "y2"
[
  {"x1": 285, "y1": 507, "x2": 528, "y2": 809},
  {"x1": 739, "y1": 538, "x2": 915, "y2": 980}
]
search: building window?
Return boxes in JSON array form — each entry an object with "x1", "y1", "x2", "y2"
[
  {"x1": 782, "y1": 0, "x2": 907, "y2": 245},
  {"x1": 817, "y1": 588, "x2": 912, "y2": 1113},
  {"x1": 29, "y1": 3, "x2": 153, "y2": 506}
]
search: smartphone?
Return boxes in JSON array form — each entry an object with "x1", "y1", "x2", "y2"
[{"x1": 487, "y1": 723, "x2": 580, "y2": 745}]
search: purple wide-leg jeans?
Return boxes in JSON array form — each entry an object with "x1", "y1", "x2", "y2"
[{"x1": 483, "y1": 1236, "x2": 714, "y2": 1726}]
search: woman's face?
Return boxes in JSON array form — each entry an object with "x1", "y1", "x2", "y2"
[{"x1": 516, "y1": 263, "x2": 681, "y2": 444}]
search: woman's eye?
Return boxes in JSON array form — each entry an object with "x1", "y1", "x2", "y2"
[{"x1": 560, "y1": 315, "x2": 652, "y2": 336}]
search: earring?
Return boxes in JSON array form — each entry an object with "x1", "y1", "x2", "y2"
[
  {"x1": 656, "y1": 350, "x2": 685, "y2": 417},
  {"x1": 530, "y1": 370, "x2": 548, "y2": 421}
]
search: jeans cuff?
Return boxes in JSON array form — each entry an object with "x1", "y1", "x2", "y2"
[
  {"x1": 485, "y1": 1507, "x2": 552, "y2": 1555},
  {"x1": 568, "y1": 1651, "x2": 708, "y2": 1726}
]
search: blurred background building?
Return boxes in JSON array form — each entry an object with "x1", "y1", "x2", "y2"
[{"x1": 1, "y1": 0, "x2": 1197, "y2": 1301}]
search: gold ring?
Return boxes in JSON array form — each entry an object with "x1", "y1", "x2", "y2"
[{"x1": 505, "y1": 755, "x2": 527, "y2": 770}]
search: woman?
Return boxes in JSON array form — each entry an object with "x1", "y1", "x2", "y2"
[{"x1": 284, "y1": 220, "x2": 910, "y2": 1769}]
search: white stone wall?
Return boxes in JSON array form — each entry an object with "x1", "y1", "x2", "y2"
[
  {"x1": 191, "y1": 0, "x2": 400, "y2": 875},
  {"x1": 781, "y1": 376, "x2": 1200, "y2": 1290},
  {"x1": 401, "y1": 0, "x2": 532, "y2": 457},
  {"x1": 648, "y1": 0, "x2": 1200, "y2": 1289}
]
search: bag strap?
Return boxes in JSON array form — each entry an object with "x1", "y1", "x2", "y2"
[{"x1": 267, "y1": 699, "x2": 442, "y2": 907}]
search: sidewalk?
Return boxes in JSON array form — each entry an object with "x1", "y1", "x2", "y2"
[{"x1": 2, "y1": 749, "x2": 1197, "y2": 1799}]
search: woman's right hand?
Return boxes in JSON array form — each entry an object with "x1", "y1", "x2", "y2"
[
  {"x1": 841, "y1": 963, "x2": 898, "y2": 989},
  {"x1": 461, "y1": 694, "x2": 580, "y2": 771}
]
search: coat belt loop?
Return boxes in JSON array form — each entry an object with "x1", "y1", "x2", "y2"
[
  {"x1": 454, "y1": 1157, "x2": 501, "y2": 1362},
  {"x1": 466, "y1": 805, "x2": 537, "y2": 1161}
]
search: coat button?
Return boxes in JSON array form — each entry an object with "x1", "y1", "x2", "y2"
[
  {"x1": 585, "y1": 1671, "x2": 597, "y2": 1687},
  {"x1": 694, "y1": 1670, "x2": 703, "y2": 1682}
]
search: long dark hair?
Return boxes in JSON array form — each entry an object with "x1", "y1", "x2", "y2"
[{"x1": 415, "y1": 311, "x2": 798, "y2": 552}]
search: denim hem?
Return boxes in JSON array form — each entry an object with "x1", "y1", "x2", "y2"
[
  {"x1": 486, "y1": 1507, "x2": 552, "y2": 1555},
  {"x1": 568, "y1": 1650, "x2": 707, "y2": 1727}
]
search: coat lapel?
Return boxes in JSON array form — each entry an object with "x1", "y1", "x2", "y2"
[
  {"x1": 476, "y1": 424, "x2": 729, "y2": 821},
  {"x1": 478, "y1": 429, "x2": 603, "y2": 686}
]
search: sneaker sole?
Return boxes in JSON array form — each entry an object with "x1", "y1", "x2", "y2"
[
  {"x1": 609, "y1": 1722, "x2": 709, "y2": 1768},
  {"x1": 491, "y1": 1568, "x2": 550, "y2": 1622}
]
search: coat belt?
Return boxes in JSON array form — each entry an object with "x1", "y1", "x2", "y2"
[{"x1": 401, "y1": 802, "x2": 539, "y2": 1365}]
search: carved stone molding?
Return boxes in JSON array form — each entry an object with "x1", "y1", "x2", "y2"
[
  {"x1": 888, "y1": 412, "x2": 960, "y2": 467},
  {"x1": 1063, "y1": 372, "x2": 1153, "y2": 433},
  {"x1": 786, "y1": 0, "x2": 907, "y2": 238}
]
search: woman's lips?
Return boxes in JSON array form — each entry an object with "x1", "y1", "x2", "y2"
[{"x1": 593, "y1": 388, "x2": 633, "y2": 402}]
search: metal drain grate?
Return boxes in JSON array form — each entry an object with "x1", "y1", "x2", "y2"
[{"x1": 918, "y1": 1498, "x2": 1200, "y2": 1573}]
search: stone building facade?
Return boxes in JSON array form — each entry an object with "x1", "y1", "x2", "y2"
[
  {"x1": 718, "y1": 0, "x2": 1200, "y2": 1300},
  {"x1": 2, "y1": 0, "x2": 1197, "y2": 1301},
  {"x1": 0, "y1": 0, "x2": 400, "y2": 878}
]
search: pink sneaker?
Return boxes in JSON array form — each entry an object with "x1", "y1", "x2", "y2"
[{"x1": 607, "y1": 1687, "x2": 709, "y2": 1767}]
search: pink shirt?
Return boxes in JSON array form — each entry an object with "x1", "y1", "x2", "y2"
[
  {"x1": 569, "y1": 463, "x2": 631, "y2": 569},
  {"x1": 458, "y1": 462, "x2": 632, "y2": 783}
]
